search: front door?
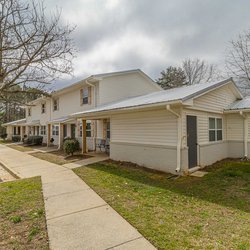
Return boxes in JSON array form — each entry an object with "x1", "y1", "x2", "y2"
[
  {"x1": 71, "y1": 124, "x2": 76, "y2": 139},
  {"x1": 187, "y1": 115, "x2": 197, "y2": 169}
]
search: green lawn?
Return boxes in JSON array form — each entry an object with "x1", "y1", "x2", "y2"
[
  {"x1": 74, "y1": 160, "x2": 250, "y2": 250},
  {"x1": 0, "y1": 177, "x2": 49, "y2": 249}
]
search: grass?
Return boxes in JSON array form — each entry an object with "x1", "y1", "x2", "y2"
[
  {"x1": 31, "y1": 150, "x2": 92, "y2": 165},
  {"x1": 0, "y1": 139, "x2": 12, "y2": 144},
  {"x1": 74, "y1": 160, "x2": 250, "y2": 250},
  {"x1": 7, "y1": 144, "x2": 34, "y2": 152},
  {"x1": 0, "y1": 177, "x2": 49, "y2": 249}
]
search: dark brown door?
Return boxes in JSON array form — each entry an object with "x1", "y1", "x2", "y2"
[
  {"x1": 187, "y1": 115, "x2": 197, "y2": 169},
  {"x1": 71, "y1": 124, "x2": 76, "y2": 139},
  {"x1": 63, "y1": 124, "x2": 67, "y2": 138}
]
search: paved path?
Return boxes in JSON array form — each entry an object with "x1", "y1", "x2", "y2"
[{"x1": 0, "y1": 144, "x2": 155, "y2": 250}]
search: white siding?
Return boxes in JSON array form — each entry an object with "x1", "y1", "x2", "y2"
[
  {"x1": 111, "y1": 109, "x2": 178, "y2": 146},
  {"x1": 98, "y1": 73, "x2": 160, "y2": 105},
  {"x1": 226, "y1": 114, "x2": 244, "y2": 141},
  {"x1": 193, "y1": 84, "x2": 237, "y2": 113}
]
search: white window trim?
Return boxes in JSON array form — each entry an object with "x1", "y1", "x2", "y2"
[
  {"x1": 41, "y1": 103, "x2": 46, "y2": 114},
  {"x1": 208, "y1": 117, "x2": 223, "y2": 142},
  {"x1": 40, "y1": 126, "x2": 46, "y2": 135},
  {"x1": 53, "y1": 99, "x2": 59, "y2": 111},
  {"x1": 52, "y1": 125, "x2": 59, "y2": 136}
]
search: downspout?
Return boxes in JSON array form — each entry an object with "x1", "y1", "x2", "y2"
[
  {"x1": 239, "y1": 111, "x2": 248, "y2": 159},
  {"x1": 166, "y1": 105, "x2": 182, "y2": 173}
]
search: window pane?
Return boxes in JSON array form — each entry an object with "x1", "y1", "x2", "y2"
[
  {"x1": 217, "y1": 130, "x2": 222, "y2": 141},
  {"x1": 209, "y1": 130, "x2": 215, "y2": 141},
  {"x1": 209, "y1": 118, "x2": 215, "y2": 129},
  {"x1": 86, "y1": 131, "x2": 91, "y2": 137},
  {"x1": 86, "y1": 123, "x2": 91, "y2": 130},
  {"x1": 216, "y1": 118, "x2": 222, "y2": 129}
]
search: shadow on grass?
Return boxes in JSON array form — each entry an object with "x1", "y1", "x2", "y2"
[{"x1": 82, "y1": 160, "x2": 250, "y2": 213}]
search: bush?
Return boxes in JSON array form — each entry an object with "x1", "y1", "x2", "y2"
[
  {"x1": 0, "y1": 133, "x2": 7, "y2": 140},
  {"x1": 24, "y1": 136, "x2": 43, "y2": 145},
  {"x1": 12, "y1": 135, "x2": 21, "y2": 142},
  {"x1": 63, "y1": 139, "x2": 80, "y2": 156}
]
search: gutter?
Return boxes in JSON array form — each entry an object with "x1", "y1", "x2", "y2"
[
  {"x1": 166, "y1": 105, "x2": 182, "y2": 173},
  {"x1": 239, "y1": 111, "x2": 248, "y2": 159}
]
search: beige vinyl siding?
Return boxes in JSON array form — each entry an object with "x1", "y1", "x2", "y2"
[
  {"x1": 111, "y1": 109, "x2": 178, "y2": 146},
  {"x1": 226, "y1": 114, "x2": 243, "y2": 141},
  {"x1": 193, "y1": 84, "x2": 237, "y2": 113},
  {"x1": 182, "y1": 109, "x2": 225, "y2": 145}
]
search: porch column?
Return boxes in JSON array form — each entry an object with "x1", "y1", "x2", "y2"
[
  {"x1": 58, "y1": 123, "x2": 64, "y2": 149},
  {"x1": 47, "y1": 124, "x2": 51, "y2": 147},
  {"x1": 82, "y1": 119, "x2": 87, "y2": 154},
  {"x1": 20, "y1": 126, "x2": 24, "y2": 140}
]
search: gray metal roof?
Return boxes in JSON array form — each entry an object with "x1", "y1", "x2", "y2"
[
  {"x1": 2, "y1": 118, "x2": 26, "y2": 126},
  {"x1": 72, "y1": 78, "x2": 238, "y2": 117},
  {"x1": 225, "y1": 96, "x2": 250, "y2": 111}
]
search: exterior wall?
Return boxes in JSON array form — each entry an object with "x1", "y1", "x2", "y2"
[
  {"x1": 110, "y1": 108, "x2": 179, "y2": 173},
  {"x1": 51, "y1": 85, "x2": 95, "y2": 120},
  {"x1": 226, "y1": 114, "x2": 244, "y2": 141},
  {"x1": 98, "y1": 73, "x2": 160, "y2": 105},
  {"x1": 111, "y1": 109, "x2": 178, "y2": 146},
  {"x1": 110, "y1": 142, "x2": 178, "y2": 174},
  {"x1": 193, "y1": 84, "x2": 237, "y2": 113}
]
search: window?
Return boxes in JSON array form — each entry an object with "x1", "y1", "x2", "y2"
[
  {"x1": 86, "y1": 122, "x2": 91, "y2": 137},
  {"x1": 53, "y1": 99, "x2": 59, "y2": 111},
  {"x1": 41, "y1": 103, "x2": 46, "y2": 114},
  {"x1": 41, "y1": 126, "x2": 46, "y2": 135},
  {"x1": 28, "y1": 107, "x2": 31, "y2": 116},
  {"x1": 52, "y1": 125, "x2": 59, "y2": 136},
  {"x1": 79, "y1": 122, "x2": 91, "y2": 137},
  {"x1": 209, "y1": 118, "x2": 222, "y2": 142},
  {"x1": 81, "y1": 86, "x2": 91, "y2": 105},
  {"x1": 107, "y1": 122, "x2": 110, "y2": 139}
]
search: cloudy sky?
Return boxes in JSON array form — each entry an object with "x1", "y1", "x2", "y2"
[{"x1": 44, "y1": 0, "x2": 250, "y2": 89}]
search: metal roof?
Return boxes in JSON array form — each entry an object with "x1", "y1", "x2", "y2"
[
  {"x1": 2, "y1": 118, "x2": 26, "y2": 126},
  {"x1": 72, "y1": 78, "x2": 239, "y2": 117},
  {"x1": 225, "y1": 96, "x2": 250, "y2": 111}
]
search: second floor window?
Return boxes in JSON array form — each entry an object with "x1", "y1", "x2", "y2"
[
  {"x1": 81, "y1": 86, "x2": 91, "y2": 105},
  {"x1": 41, "y1": 103, "x2": 46, "y2": 114},
  {"x1": 28, "y1": 107, "x2": 31, "y2": 116},
  {"x1": 41, "y1": 126, "x2": 46, "y2": 135},
  {"x1": 53, "y1": 99, "x2": 59, "y2": 111}
]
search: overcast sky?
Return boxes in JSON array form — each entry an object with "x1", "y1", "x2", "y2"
[{"x1": 44, "y1": 0, "x2": 250, "y2": 89}]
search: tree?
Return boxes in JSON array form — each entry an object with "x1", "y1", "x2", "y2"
[
  {"x1": 0, "y1": 0, "x2": 75, "y2": 98},
  {"x1": 182, "y1": 58, "x2": 218, "y2": 85},
  {"x1": 225, "y1": 29, "x2": 250, "y2": 88},
  {"x1": 156, "y1": 66, "x2": 186, "y2": 89}
]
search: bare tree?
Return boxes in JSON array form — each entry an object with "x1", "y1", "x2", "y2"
[
  {"x1": 225, "y1": 29, "x2": 250, "y2": 88},
  {"x1": 0, "y1": 0, "x2": 76, "y2": 97},
  {"x1": 182, "y1": 58, "x2": 219, "y2": 85}
]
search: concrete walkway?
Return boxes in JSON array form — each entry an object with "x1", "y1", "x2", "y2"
[{"x1": 0, "y1": 144, "x2": 155, "y2": 250}]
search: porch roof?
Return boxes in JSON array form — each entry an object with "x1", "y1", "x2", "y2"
[
  {"x1": 26, "y1": 120, "x2": 40, "y2": 126},
  {"x1": 225, "y1": 96, "x2": 250, "y2": 111},
  {"x1": 2, "y1": 118, "x2": 26, "y2": 126},
  {"x1": 48, "y1": 116, "x2": 75, "y2": 124},
  {"x1": 71, "y1": 78, "x2": 240, "y2": 117}
]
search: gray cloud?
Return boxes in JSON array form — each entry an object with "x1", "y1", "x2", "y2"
[{"x1": 44, "y1": 0, "x2": 250, "y2": 87}]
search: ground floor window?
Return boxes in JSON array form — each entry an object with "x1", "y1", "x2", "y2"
[
  {"x1": 40, "y1": 126, "x2": 46, "y2": 135},
  {"x1": 209, "y1": 117, "x2": 222, "y2": 142},
  {"x1": 107, "y1": 122, "x2": 110, "y2": 139},
  {"x1": 79, "y1": 122, "x2": 91, "y2": 137},
  {"x1": 52, "y1": 125, "x2": 59, "y2": 136}
]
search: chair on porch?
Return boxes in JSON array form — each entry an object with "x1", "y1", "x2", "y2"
[{"x1": 95, "y1": 138, "x2": 106, "y2": 152}]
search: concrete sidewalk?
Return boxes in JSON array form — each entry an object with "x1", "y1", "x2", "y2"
[{"x1": 0, "y1": 144, "x2": 155, "y2": 250}]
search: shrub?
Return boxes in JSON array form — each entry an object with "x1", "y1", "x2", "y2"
[
  {"x1": 0, "y1": 133, "x2": 7, "y2": 140},
  {"x1": 24, "y1": 136, "x2": 43, "y2": 145},
  {"x1": 63, "y1": 139, "x2": 80, "y2": 156},
  {"x1": 12, "y1": 135, "x2": 21, "y2": 142}
]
